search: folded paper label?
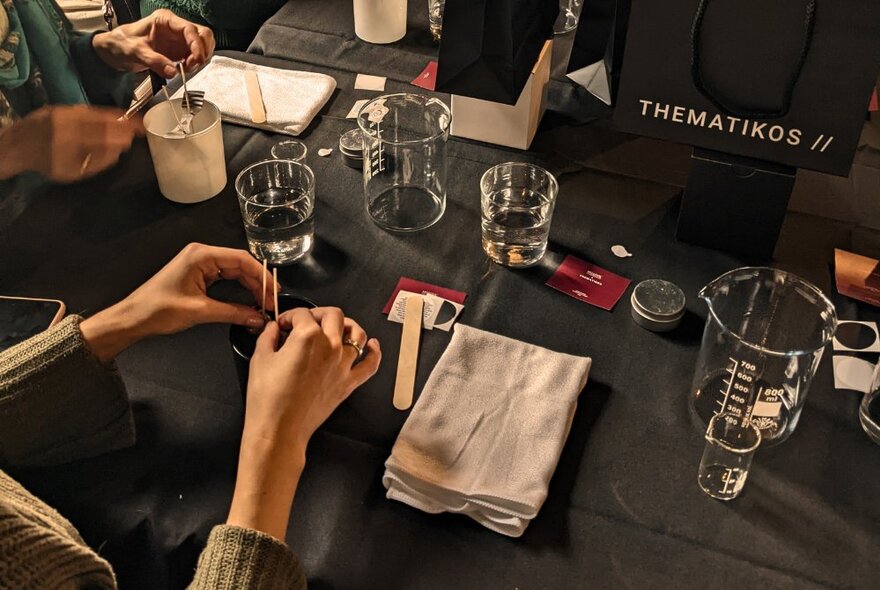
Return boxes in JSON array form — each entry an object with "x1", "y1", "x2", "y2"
[
  {"x1": 383, "y1": 277, "x2": 467, "y2": 314},
  {"x1": 546, "y1": 255, "x2": 631, "y2": 311},
  {"x1": 388, "y1": 290, "x2": 464, "y2": 332}
]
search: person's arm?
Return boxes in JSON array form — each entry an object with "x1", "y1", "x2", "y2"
[
  {"x1": 189, "y1": 309, "x2": 382, "y2": 589},
  {"x1": 0, "y1": 243, "x2": 273, "y2": 467},
  {"x1": 0, "y1": 314, "x2": 135, "y2": 467}
]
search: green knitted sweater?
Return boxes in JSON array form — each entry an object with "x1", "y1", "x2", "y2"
[
  {"x1": 0, "y1": 316, "x2": 307, "y2": 589},
  {"x1": 140, "y1": 0, "x2": 286, "y2": 49}
]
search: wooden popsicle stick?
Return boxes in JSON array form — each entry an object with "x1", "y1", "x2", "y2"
[
  {"x1": 261, "y1": 259, "x2": 268, "y2": 320},
  {"x1": 244, "y1": 71, "x2": 267, "y2": 124},
  {"x1": 273, "y1": 267, "x2": 279, "y2": 323},
  {"x1": 393, "y1": 295, "x2": 424, "y2": 411}
]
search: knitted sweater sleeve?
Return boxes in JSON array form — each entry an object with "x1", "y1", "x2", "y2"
[
  {"x1": 189, "y1": 525, "x2": 308, "y2": 590},
  {"x1": 0, "y1": 315, "x2": 136, "y2": 467}
]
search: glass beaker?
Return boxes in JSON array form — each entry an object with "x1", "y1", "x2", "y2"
[
  {"x1": 698, "y1": 412, "x2": 762, "y2": 500},
  {"x1": 689, "y1": 267, "x2": 837, "y2": 446},
  {"x1": 357, "y1": 93, "x2": 451, "y2": 232}
]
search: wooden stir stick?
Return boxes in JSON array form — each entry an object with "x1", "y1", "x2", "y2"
[
  {"x1": 244, "y1": 71, "x2": 267, "y2": 124},
  {"x1": 273, "y1": 267, "x2": 279, "y2": 323},
  {"x1": 393, "y1": 294, "x2": 424, "y2": 411},
  {"x1": 261, "y1": 259, "x2": 268, "y2": 320}
]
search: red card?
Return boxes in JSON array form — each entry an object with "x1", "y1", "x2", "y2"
[
  {"x1": 383, "y1": 276, "x2": 467, "y2": 314},
  {"x1": 411, "y1": 61, "x2": 438, "y2": 91},
  {"x1": 546, "y1": 255, "x2": 631, "y2": 311}
]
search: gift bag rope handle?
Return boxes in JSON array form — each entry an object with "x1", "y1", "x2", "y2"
[{"x1": 691, "y1": 0, "x2": 817, "y2": 120}]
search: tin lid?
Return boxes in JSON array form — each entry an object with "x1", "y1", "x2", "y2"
[
  {"x1": 339, "y1": 129, "x2": 364, "y2": 158},
  {"x1": 631, "y1": 279, "x2": 686, "y2": 322}
]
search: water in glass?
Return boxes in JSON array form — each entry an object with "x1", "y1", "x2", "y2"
[
  {"x1": 481, "y1": 187, "x2": 553, "y2": 268},
  {"x1": 243, "y1": 188, "x2": 314, "y2": 264}
]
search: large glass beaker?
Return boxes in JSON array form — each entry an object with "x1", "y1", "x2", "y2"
[{"x1": 690, "y1": 267, "x2": 837, "y2": 446}]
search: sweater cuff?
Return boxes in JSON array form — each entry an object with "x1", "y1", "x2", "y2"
[
  {"x1": 0, "y1": 315, "x2": 135, "y2": 467},
  {"x1": 69, "y1": 32, "x2": 136, "y2": 107},
  {"x1": 189, "y1": 525, "x2": 306, "y2": 590}
]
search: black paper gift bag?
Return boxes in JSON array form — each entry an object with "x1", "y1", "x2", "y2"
[
  {"x1": 614, "y1": 0, "x2": 880, "y2": 176},
  {"x1": 435, "y1": 0, "x2": 558, "y2": 105}
]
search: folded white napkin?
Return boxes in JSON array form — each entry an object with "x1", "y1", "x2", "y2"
[
  {"x1": 173, "y1": 56, "x2": 336, "y2": 136},
  {"x1": 383, "y1": 324, "x2": 592, "y2": 537}
]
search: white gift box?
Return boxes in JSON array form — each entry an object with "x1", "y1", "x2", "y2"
[{"x1": 450, "y1": 40, "x2": 553, "y2": 150}]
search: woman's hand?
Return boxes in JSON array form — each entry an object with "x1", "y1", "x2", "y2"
[
  {"x1": 245, "y1": 307, "x2": 382, "y2": 452},
  {"x1": 92, "y1": 9, "x2": 215, "y2": 78},
  {"x1": 80, "y1": 243, "x2": 277, "y2": 363},
  {"x1": 227, "y1": 307, "x2": 381, "y2": 540},
  {"x1": 0, "y1": 105, "x2": 143, "y2": 183}
]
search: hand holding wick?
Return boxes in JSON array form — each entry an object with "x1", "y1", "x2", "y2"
[{"x1": 80, "y1": 243, "x2": 278, "y2": 362}]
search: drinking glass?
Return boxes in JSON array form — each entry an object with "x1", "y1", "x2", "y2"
[
  {"x1": 480, "y1": 162, "x2": 558, "y2": 268},
  {"x1": 271, "y1": 139, "x2": 308, "y2": 162},
  {"x1": 144, "y1": 99, "x2": 226, "y2": 203},
  {"x1": 428, "y1": 0, "x2": 445, "y2": 42},
  {"x1": 357, "y1": 93, "x2": 451, "y2": 232},
  {"x1": 697, "y1": 412, "x2": 762, "y2": 501},
  {"x1": 554, "y1": 0, "x2": 581, "y2": 35},
  {"x1": 235, "y1": 160, "x2": 316, "y2": 265}
]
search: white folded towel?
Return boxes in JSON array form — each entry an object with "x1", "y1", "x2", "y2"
[
  {"x1": 383, "y1": 324, "x2": 592, "y2": 537},
  {"x1": 173, "y1": 56, "x2": 336, "y2": 136}
]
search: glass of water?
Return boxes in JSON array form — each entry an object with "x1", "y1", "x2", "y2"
[
  {"x1": 480, "y1": 162, "x2": 558, "y2": 268},
  {"x1": 428, "y1": 0, "x2": 444, "y2": 42},
  {"x1": 357, "y1": 93, "x2": 450, "y2": 233},
  {"x1": 697, "y1": 412, "x2": 762, "y2": 501},
  {"x1": 235, "y1": 159, "x2": 316, "y2": 265}
]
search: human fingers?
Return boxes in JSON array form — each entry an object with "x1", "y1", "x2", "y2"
[
  {"x1": 183, "y1": 27, "x2": 214, "y2": 70},
  {"x1": 309, "y1": 307, "x2": 345, "y2": 351},
  {"x1": 342, "y1": 318, "x2": 368, "y2": 365},
  {"x1": 199, "y1": 299, "x2": 267, "y2": 329},
  {"x1": 253, "y1": 321, "x2": 280, "y2": 357},
  {"x1": 135, "y1": 44, "x2": 177, "y2": 78},
  {"x1": 347, "y1": 339, "x2": 382, "y2": 392}
]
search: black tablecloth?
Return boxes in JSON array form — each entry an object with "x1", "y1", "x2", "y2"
[{"x1": 2, "y1": 3, "x2": 879, "y2": 588}]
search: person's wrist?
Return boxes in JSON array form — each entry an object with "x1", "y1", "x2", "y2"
[
  {"x1": 227, "y1": 435, "x2": 306, "y2": 541},
  {"x1": 79, "y1": 298, "x2": 149, "y2": 363},
  {"x1": 91, "y1": 31, "x2": 118, "y2": 70}
]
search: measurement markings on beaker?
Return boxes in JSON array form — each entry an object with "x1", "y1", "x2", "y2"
[{"x1": 716, "y1": 358, "x2": 756, "y2": 420}]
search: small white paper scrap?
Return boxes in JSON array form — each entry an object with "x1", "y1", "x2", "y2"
[
  {"x1": 346, "y1": 99, "x2": 369, "y2": 119},
  {"x1": 611, "y1": 244, "x2": 633, "y2": 258},
  {"x1": 318, "y1": 148, "x2": 333, "y2": 157},
  {"x1": 430, "y1": 298, "x2": 465, "y2": 332},
  {"x1": 355, "y1": 74, "x2": 387, "y2": 92}
]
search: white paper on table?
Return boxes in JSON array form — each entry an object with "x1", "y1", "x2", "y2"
[
  {"x1": 354, "y1": 74, "x2": 387, "y2": 91},
  {"x1": 388, "y1": 290, "x2": 440, "y2": 330},
  {"x1": 346, "y1": 99, "x2": 369, "y2": 119},
  {"x1": 832, "y1": 356, "x2": 876, "y2": 393}
]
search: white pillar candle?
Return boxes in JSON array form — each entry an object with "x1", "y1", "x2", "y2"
[{"x1": 353, "y1": 0, "x2": 407, "y2": 44}]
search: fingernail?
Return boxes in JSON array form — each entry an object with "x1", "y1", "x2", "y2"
[
  {"x1": 246, "y1": 316, "x2": 265, "y2": 328},
  {"x1": 164, "y1": 66, "x2": 176, "y2": 78}
]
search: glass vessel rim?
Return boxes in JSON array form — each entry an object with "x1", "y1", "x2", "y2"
[
  {"x1": 699, "y1": 266, "x2": 838, "y2": 358},
  {"x1": 479, "y1": 162, "x2": 559, "y2": 199},
  {"x1": 356, "y1": 93, "x2": 451, "y2": 145},
  {"x1": 235, "y1": 159, "x2": 316, "y2": 205}
]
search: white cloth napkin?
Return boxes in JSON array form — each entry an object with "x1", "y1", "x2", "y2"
[
  {"x1": 382, "y1": 324, "x2": 592, "y2": 537},
  {"x1": 173, "y1": 56, "x2": 336, "y2": 136}
]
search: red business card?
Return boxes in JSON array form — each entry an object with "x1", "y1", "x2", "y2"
[
  {"x1": 411, "y1": 61, "x2": 438, "y2": 91},
  {"x1": 546, "y1": 255, "x2": 631, "y2": 311},
  {"x1": 383, "y1": 277, "x2": 467, "y2": 314}
]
